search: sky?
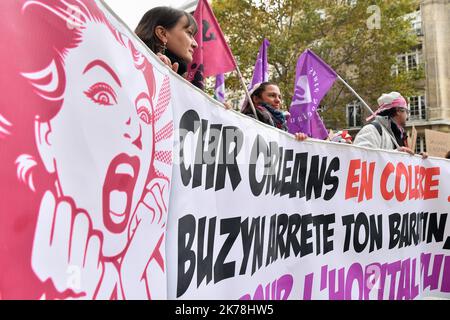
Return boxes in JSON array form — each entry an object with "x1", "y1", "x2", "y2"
[{"x1": 104, "y1": 0, "x2": 188, "y2": 30}]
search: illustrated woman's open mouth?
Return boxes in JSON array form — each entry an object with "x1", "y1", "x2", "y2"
[{"x1": 103, "y1": 154, "x2": 140, "y2": 234}]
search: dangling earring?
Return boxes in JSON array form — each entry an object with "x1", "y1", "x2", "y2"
[{"x1": 160, "y1": 41, "x2": 167, "y2": 55}]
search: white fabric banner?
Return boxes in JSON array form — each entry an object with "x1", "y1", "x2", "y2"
[{"x1": 167, "y1": 83, "x2": 450, "y2": 300}]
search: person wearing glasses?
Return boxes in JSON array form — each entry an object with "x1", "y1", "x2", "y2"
[{"x1": 354, "y1": 92, "x2": 425, "y2": 157}]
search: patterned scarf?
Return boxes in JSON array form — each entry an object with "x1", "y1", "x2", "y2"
[{"x1": 260, "y1": 103, "x2": 288, "y2": 131}]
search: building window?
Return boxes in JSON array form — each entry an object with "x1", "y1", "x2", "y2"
[
  {"x1": 408, "y1": 96, "x2": 426, "y2": 121},
  {"x1": 415, "y1": 136, "x2": 426, "y2": 154},
  {"x1": 347, "y1": 101, "x2": 362, "y2": 128},
  {"x1": 392, "y1": 46, "x2": 421, "y2": 75},
  {"x1": 410, "y1": 10, "x2": 422, "y2": 35}
]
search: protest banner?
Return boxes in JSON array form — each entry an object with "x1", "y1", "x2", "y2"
[
  {"x1": 167, "y1": 90, "x2": 450, "y2": 300},
  {"x1": 425, "y1": 129, "x2": 450, "y2": 158},
  {"x1": 1, "y1": 0, "x2": 450, "y2": 300}
]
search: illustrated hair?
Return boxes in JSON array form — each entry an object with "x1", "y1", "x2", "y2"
[
  {"x1": 20, "y1": 0, "x2": 122, "y2": 104},
  {"x1": 15, "y1": 154, "x2": 38, "y2": 192},
  {"x1": 22, "y1": 0, "x2": 92, "y2": 27},
  {"x1": 13, "y1": 0, "x2": 154, "y2": 191},
  {"x1": 15, "y1": 0, "x2": 108, "y2": 191},
  {"x1": 0, "y1": 113, "x2": 12, "y2": 139}
]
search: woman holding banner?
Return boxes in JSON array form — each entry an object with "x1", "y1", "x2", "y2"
[
  {"x1": 0, "y1": 0, "x2": 173, "y2": 299},
  {"x1": 242, "y1": 82, "x2": 308, "y2": 141},
  {"x1": 136, "y1": 6, "x2": 198, "y2": 78}
]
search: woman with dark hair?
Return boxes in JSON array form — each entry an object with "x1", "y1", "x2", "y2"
[
  {"x1": 242, "y1": 82, "x2": 307, "y2": 141},
  {"x1": 135, "y1": 6, "x2": 198, "y2": 78}
]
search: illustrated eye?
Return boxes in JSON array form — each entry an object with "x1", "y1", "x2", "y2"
[
  {"x1": 136, "y1": 96, "x2": 152, "y2": 124},
  {"x1": 84, "y1": 82, "x2": 117, "y2": 106}
]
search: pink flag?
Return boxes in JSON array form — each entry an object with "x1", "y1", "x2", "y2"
[{"x1": 187, "y1": 0, "x2": 236, "y2": 89}]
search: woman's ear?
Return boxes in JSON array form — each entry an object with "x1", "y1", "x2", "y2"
[
  {"x1": 35, "y1": 119, "x2": 55, "y2": 173},
  {"x1": 154, "y1": 26, "x2": 168, "y2": 44}
]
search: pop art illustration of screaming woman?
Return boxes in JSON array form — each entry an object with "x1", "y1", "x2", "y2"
[{"x1": 0, "y1": 0, "x2": 174, "y2": 299}]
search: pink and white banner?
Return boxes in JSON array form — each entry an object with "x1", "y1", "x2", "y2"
[
  {"x1": 1, "y1": 0, "x2": 450, "y2": 300},
  {"x1": 0, "y1": 0, "x2": 173, "y2": 299}
]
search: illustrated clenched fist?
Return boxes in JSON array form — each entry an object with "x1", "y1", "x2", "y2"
[{"x1": 32, "y1": 191, "x2": 104, "y2": 299}]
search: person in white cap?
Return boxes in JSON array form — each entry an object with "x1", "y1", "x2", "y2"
[{"x1": 354, "y1": 92, "x2": 421, "y2": 155}]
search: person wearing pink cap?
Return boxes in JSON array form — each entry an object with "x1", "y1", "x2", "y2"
[{"x1": 354, "y1": 91, "x2": 425, "y2": 157}]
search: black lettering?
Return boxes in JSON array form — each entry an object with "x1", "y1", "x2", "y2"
[
  {"x1": 280, "y1": 150, "x2": 294, "y2": 197},
  {"x1": 204, "y1": 124, "x2": 222, "y2": 190},
  {"x1": 286, "y1": 214, "x2": 301, "y2": 258},
  {"x1": 266, "y1": 215, "x2": 277, "y2": 266},
  {"x1": 306, "y1": 155, "x2": 327, "y2": 200},
  {"x1": 289, "y1": 152, "x2": 308, "y2": 199},
  {"x1": 177, "y1": 214, "x2": 196, "y2": 297},
  {"x1": 276, "y1": 214, "x2": 289, "y2": 258},
  {"x1": 249, "y1": 135, "x2": 269, "y2": 196},
  {"x1": 426, "y1": 213, "x2": 447, "y2": 244},
  {"x1": 240, "y1": 218, "x2": 254, "y2": 275},
  {"x1": 300, "y1": 214, "x2": 313, "y2": 257},
  {"x1": 342, "y1": 214, "x2": 355, "y2": 252},
  {"x1": 369, "y1": 214, "x2": 383, "y2": 252},
  {"x1": 216, "y1": 126, "x2": 243, "y2": 191},
  {"x1": 197, "y1": 216, "x2": 216, "y2": 287},
  {"x1": 322, "y1": 214, "x2": 335, "y2": 254},
  {"x1": 193, "y1": 119, "x2": 209, "y2": 188},
  {"x1": 353, "y1": 212, "x2": 369, "y2": 253},
  {"x1": 324, "y1": 157, "x2": 340, "y2": 201},
  {"x1": 214, "y1": 217, "x2": 240, "y2": 283},
  {"x1": 179, "y1": 110, "x2": 200, "y2": 187},
  {"x1": 252, "y1": 216, "x2": 265, "y2": 275},
  {"x1": 389, "y1": 213, "x2": 401, "y2": 249}
]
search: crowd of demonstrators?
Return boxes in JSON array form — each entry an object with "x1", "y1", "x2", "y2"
[
  {"x1": 135, "y1": 7, "x2": 198, "y2": 78},
  {"x1": 241, "y1": 82, "x2": 308, "y2": 141},
  {"x1": 133, "y1": 8, "x2": 443, "y2": 158}
]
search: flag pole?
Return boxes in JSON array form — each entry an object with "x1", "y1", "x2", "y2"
[
  {"x1": 336, "y1": 75, "x2": 400, "y2": 148},
  {"x1": 336, "y1": 75, "x2": 374, "y2": 117},
  {"x1": 234, "y1": 62, "x2": 258, "y2": 118}
]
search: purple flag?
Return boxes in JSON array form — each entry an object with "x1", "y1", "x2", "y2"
[
  {"x1": 288, "y1": 49, "x2": 337, "y2": 139},
  {"x1": 250, "y1": 38, "x2": 270, "y2": 90},
  {"x1": 214, "y1": 73, "x2": 226, "y2": 103}
]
